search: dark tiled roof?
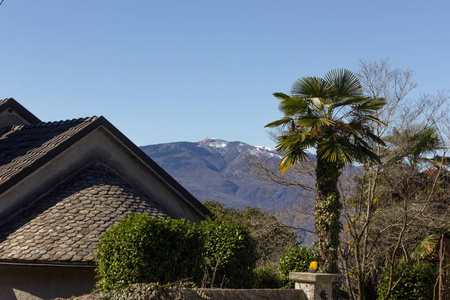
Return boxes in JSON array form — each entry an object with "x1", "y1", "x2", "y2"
[
  {"x1": 0, "y1": 117, "x2": 98, "y2": 183},
  {"x1": 0, "y1": 163, "x2": 169, "y2": 264},
  {"x1": 0, "y1": 98, "x2": 41, "y2": 124}
]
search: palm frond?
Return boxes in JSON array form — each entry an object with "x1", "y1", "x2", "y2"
[
  {"x1": 310, "y1": 97, "x2": 325, "y2": 110},
  {"x1": 267, "y1": 68, "x2": 387, "y2": 171},
  {"x1": 265, "y1": 117, "x2": 293, "y2": 128},
  {"x1": 276, "y1": 133, "x2": 314, "y2": 151},
  {"x1": 362, "y1": 129, "x2": 386, "y2": 146},
  {"x1": 324, "y1": 69, "x2": 362, "y2": 97},
  {"x1": 278, "y1": 96, "x2": 309, "y2": 116},
  {"x1": 276, "y1": 136, "x2": 310, "y2": 174},
  {"x1": 331, "y1": 96, "x2": 371, "y2": 109},
  {"x1": 272, "y1": 92, "x2": 291, "y2": 101},
  {"x1": 429, "y1": 156, "x2": 450, "y2": 169},
  {"x1": 318, "y1": 141, "x2": 355, "y2": 164},
  {"x1": 385, "y1": 126, "x2": 442, "y2": 165},
  {"x1": 411, "y1": 234, "x2": 440, "y2": 261},
  {"x1": 353, "y1": 144, "x2": 381, "y2": 163},
  {"x1": 297, "y1": 116, "x2": 334, "y2": 128},
  {"x1": 358, "y1": 115, "x2": 388, "y2": 126},
  {"x1": 356, "y1": 97, "x2": 387, "y2": 111},
  {"x1": 291, "y1": 76, "x2": 331, "y2": 98},
  {"x1": 411, "y1": 127, "x2": 442, "y2": 153}
]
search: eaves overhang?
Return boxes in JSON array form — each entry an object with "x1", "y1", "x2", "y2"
[
  {"x1": 0, "y1": 116, "x2": 211, "y2": 220},
  {"x1": 0, "y1": 98, "x2": 41, "y2": 124}
]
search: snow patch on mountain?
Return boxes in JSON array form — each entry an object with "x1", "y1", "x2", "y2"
[
  {"x1": 139, "y1": 138, "x2": 329, "y2": 217},
  {"x1": 247, "y1": 145, "x2": 283, "y2": 159},
  {"x1": 197, "y1": 138, "x2": 231, "y2": 155}
]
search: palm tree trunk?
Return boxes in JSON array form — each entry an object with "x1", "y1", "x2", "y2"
[{"x1": 315, "y1": 156, "x2": 342, "y2": 274}]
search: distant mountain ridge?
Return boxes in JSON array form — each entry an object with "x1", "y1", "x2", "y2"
[{"x1": 140, "y1": 138, "x2": 304, "y2": 209}]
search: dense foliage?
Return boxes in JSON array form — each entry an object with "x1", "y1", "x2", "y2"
[
  {"x1": 278, "y1": 245, "x2": 320, "y2": 288},
  {"x1": 377, "y1": 261, "x2": 438, "y2": 300},
  {"x1": 253, "y1": 264, "x2": 284, "y2": 289},
  {"x1": 95, "y1": 214, "x2": 258, "y2": 291},
  {"x1": 203, "y1": 200, "x2": 298, "y2": 266},
  {"x1": 201, "y1": 218, "x2": 257, "y2": 288},
  {"x1": 95, "y1": 215, "x2": 204, "y2": 290}
]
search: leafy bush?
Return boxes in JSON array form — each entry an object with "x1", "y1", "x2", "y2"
[
  {"x1": 95, "y1": 214, "x2": 204, "y2": 290},
  {"x1": 278, "y1": 245, "x2": 320, "y2": 288},
  {"x1": 203, "y1": 201, "x2": 298, "y2": 267},
  {"x1": 201, "y1": 218, "x2": 257, "y2": 288},
  {"x1": 376, "y1": 261, "x2": 438, "y2": 300},
  {"x1": 253, "y1": 264, "x2": 284, "y2": 288}
]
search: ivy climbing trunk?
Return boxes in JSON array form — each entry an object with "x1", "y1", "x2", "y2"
[{"x1": 315, "y1": 155, "x2": 342, "y2": 274}]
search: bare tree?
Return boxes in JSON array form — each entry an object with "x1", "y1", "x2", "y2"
[
  {"x1": 203, "y1": 200, "x2": 299, "y2": 267},
  {"x1": 246, "y1": 150, "x2": 318, "y2": 244},
  {"x1": 339, "y1": 58, "x2": 450, "y2": 300}
]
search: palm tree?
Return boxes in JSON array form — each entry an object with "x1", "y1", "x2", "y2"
[
  {"x1": 384, "y1": 126, "x2": 442, "y2": 167},
  {"x1": 265, "y1": 69, "x2": 386, "y2": 273},
  {"x1": 412, "y1": 230, "x2": 450, "y2": 300}
]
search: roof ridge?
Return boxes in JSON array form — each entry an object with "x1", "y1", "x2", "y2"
[
  {"x1": 0, "y1": 115, "x2": 103, "y2": 186},
  {"x1": 21, "y1": 116, "x2": 99, "y2": 129},
  {"x1": 0, "y1": 98, "x2": 15, "y2": 104}
]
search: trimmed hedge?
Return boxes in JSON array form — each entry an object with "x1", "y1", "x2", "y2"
[
  {"x1": 95, "y1": 214, "x2": 258, "y2": 291},
  {"x1": 95, "y1": 215, "x2": 204, "y2": 290}
]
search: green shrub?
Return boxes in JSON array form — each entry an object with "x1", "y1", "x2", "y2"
[
  {"x1": 201, "y1": 218, "x2": 257, "y2": 288},
  {"x1": 95, "y1": 214, "x2": 204, "y2": 290},
  {"x1": 278, "y1": 245, "x2": 320, "y2": 288},
  {"x1": 376, "y1": 261, "x2": 438, "y2": 300},
  {"x1": 203, "y1": 201, "x2": 298, "y2": 267},
  {"x1": 253, "y1": 264, "x2": 284, "y2": 288}
]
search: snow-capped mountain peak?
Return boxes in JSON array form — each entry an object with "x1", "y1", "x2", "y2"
[
  {"x1": 197, "y1": 138, "x2": 229, "y2": 149},
  {"x1": 140, "y1": 138, "x2": 299, "y2": 209}
]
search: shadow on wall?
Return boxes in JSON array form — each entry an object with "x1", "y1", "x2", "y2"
[{"x1": 0, "y1": 264, "x2": 95, "y2": 300}]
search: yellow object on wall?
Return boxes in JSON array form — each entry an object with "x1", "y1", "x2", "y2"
[{"x1": 309, "y1": 261, "x2": 318, "y2": 272}]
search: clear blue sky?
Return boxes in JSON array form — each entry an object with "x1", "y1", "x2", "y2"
[{"x1": 1, "y1": 1, "x2": 449, "y2": 147}]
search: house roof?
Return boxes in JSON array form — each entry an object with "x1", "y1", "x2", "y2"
[
  {"x1": 0, "y1": 98, "x2": 41, "y2": 126},
  {"x1": 0, "y1": 116, "x2": 99, "y2": 185},
  {"x1": 0, "y1": 100, "x2": 211, "y2": 265},
  {"x1": 0, "y1": 114, "x2": 210, "y2": 219},
  {"x1": 0, "y1": 163, "x2": 169, "y2": 265}
]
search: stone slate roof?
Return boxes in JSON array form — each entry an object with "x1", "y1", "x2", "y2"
[
  {"x1": 0, "y1": 98, "x2": 41, "y2": 124},
  {"x1": 0, "y1": 114, "x2": 210, "y2": 220},
  {"x1": 0, "y1": 117, "x2": 99, "y2": 184},
  {"x1": 0, "y1": 163, "x2": 169, "y2": 264},
  {"x1": 0, "y1": 102, "x2": 210, "y2": 266}
]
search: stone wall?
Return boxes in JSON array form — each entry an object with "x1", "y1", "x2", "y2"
[
  {"x1": 59, "y1": 288, "x2": 306, "y2": 300},
  {"x1": 200, "y1": 289, "x2": 306, "y2": 300}
]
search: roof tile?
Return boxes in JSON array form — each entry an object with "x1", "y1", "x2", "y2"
[
  {"x1": 0, "y1": 163, "x2": 170, "y2": 264},
  {"x1": 0, "y1": 117, "x2": 99, "y2": 183}
]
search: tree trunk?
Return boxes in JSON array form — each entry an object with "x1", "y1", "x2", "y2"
[{"x1": 315, "y1": 156, "x2": 342, "y2": 274}]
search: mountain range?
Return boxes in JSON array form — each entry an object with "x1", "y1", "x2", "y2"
[{"x1": 140, "y1": 138, "x2": 308, "y2": 210}]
